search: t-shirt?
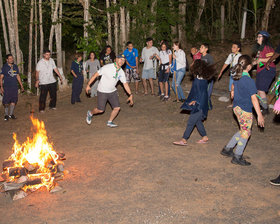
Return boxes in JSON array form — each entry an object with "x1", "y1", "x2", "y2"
[
  {"x1": 100, "y1": 54, "x2": 115, "y2": 65},
  {"x1": 1, "y1": 63, "x2": 19, "y2": 88},
  {"x1": 175, "y1": 49, "x2": 186, "y2": 70},
  {"x1": 36, "y1": 58, "x2": 57, "y2": 85},
  {"x1": 233, "y1": 73, "x2": 257, "y2": 113},
  {"x1": 275, "y1": 44, "x2": 280, "y2": 54},
  {"x1": 85, "y1": 59, "x2": 100, "y2": 74},
  {"x1": 141, "y1": 46, "x2": 159, "y2": 70},
  {"x1": 225, "y1": 52, "x2": 241, "y2": 67},
  {"x1": 97, "y1": 63, "x2": 126, "y2": 93},
  {"x1": 159, "y1": 50, "x2": 171, "y2": 64},
  {"x1": 201, "y1": 54, "x2": 214, "y2": 65},
  {"x1": 71, "y1": 60, "x2": 83, "y2": 76},
  {"x1": 124, "y1": 48, "x2": 138, "y2": 69},
  {"x1": 193, "y1": 51, "x2": 202, "y2": 61},
  {"x1": 257, "y1": 45, "x2": 275, "y2": 73}
]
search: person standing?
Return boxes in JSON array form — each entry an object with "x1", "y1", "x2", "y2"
[
  {"x1": 71, "y1": 53, "x2": 84, "y2": 104},
  {"x1": 253, "y1": 31, "x2": 276, "y2": 114},
  {"x1": 100, "y1": 45, "x2": 116, "y2": 66},
  {"x1": 0, "y1": 54, "x2": 24, "y2": 121},
  {"x1": 35, "y1": 49, "x2": 63, "y2": 112},
  {"x1": 140, "y1": 37, "x2": 159, "y2": 95},
  {"x1": 85, "y1": 51, "x2": 100, "y2": 97},
  {"x1": 86, "y1": 54, "x2": 133, "y2": 128},
  {"x1": 172, "y1": 41, "x2": 187, "y2": 102},
  {"x1": 123, "y1": 41, "x2": 140, "y2": 94}
]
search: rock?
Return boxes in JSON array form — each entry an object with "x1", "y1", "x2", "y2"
[
  {"x1": 13, "y1": 190, "x2": 28, "y2": 200},
  {"x1": 218, "y1": 96, "x2": 229, "y2": 102},
  {"x1": 50, "y1": 185, "x2": 63, "y2": 193}
]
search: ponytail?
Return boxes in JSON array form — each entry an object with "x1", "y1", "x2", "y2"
[{"x1": 232, "y1": 55, "x2": 252, "y2": 80}]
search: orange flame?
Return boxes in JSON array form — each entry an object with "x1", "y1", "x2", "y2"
[{"x1": 5, "y1": 116, "x2": 60, "y2": 191}]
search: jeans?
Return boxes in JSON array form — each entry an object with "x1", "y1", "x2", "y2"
[
  {"x1": 39, "y1": 82, "x2": 57, "y2": 111},
  {"x1": 172, "y1": 67, "x2": 186, "y2": 100},
  {"x1": 208, "y1": 80, "x2": 214, "y2": 98},
  {"x1": 183, "y1": 110, "x2": 207, "y2": 140},
  {"x1": 71, "y1": 75, "x2": 84, "y2": 104}
]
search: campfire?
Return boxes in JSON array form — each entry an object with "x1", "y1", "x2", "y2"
[{"x1": 0, "y1": 116, "x2": 66, "y2": 200}]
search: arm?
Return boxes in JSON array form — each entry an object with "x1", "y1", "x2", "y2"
[
  {"x1": 266, "y1": 52, "x2": 280, "y2": 70},
  {"x1": 85, "y1": 72, "x2": 99, "y2": 93},
  {"x1": 126, "y1": 60, "x2": 135, "y2": 69},
  {"x1": 251, "y1": 94, "x2": 265, "y2": 127},
  {"x1": 273, "y1": 98, "x2": 280, "y2": 115},
  {"x1": 54, "y1": 68, "x2": 63, "y2": 83},
  {"x1": 100, "y1": 60, "x2": 104, "y2": 67},
  {"x1": 135, "y1": 56, "x2": 139, "y2": 73},
  {"x1": 71, "y1": 70, "x2": 78, "y2": 78},
  {"x1": 218, "y1": 63, "x2": 229, "y2": 80},
  {"x1": 123, "y1": 82, "x2": 134, "y2": 106},
  {"x1": 231, "y1": 84, "x2": 234, "y2": 99},
  {"x1": 35, "y1": 71, "x2": 40, "y2": 88},
  {"x1": 16, "y1": 74, "x2": 24, "y2": 91},
  {"x1": 0, "y1": 74, "x2": 3, "y2": 94}
]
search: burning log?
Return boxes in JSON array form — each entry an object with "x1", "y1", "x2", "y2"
[
  {"x1": 25, "y1": 178, "x2": 42, "y2": 186},
  {"x1": 8, "y1": 167, "x2": 27, "y2": 177},
  {"x1": 23, "y1": 162, "x2": 36, "y2": 172},
  {"x1": 3, "y1": 160, "x2": 14, "y2": 171}
]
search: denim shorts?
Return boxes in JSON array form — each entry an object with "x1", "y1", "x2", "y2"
[{"x1": 142, "y1": 68, "x2": 156, "y2": 79}]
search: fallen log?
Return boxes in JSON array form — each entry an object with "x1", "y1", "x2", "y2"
[
  {"x1": 3, "y1": 160, "x2": 14, "y2": 171},
  {"x1": 8, "y1": 167, "x2": 27, "y2": 177},
  {"x1": 13, "y1": 190, "x2": 28, "y2": 200},
  {"x1": 3, "y1": 182, "x2": 25, "y2": 191}
]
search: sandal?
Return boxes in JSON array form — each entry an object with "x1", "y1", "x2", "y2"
[
  {"x1": 196, "y1": 139, "x2": 208, "y2": 144},
  {"x1": 173, "y1": 140, "x2": 187, "y2": 146}
]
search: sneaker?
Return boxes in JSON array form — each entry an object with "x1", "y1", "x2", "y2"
[
  {"x1": 107, "y1": 121, "x2": 118, "y2": 128},
  {"x1": 86, "y1": 110, "x2": 92, "y2": 125},
  {"x1": 50, "y1": 107, "x2": 57, "y2": 110},
  {"x1": 162, "y1": 96, "x2": 169, "y2": 102},
  {"x1": 270, "y1": 175, "x2": 280, "y2": 186},
  {"x1": 39, "y1": 110, "x2": 45, "y2": 113},
  {"x1": 4, "y1": 115, "x2": 9, "y2": 121},
  {"x1": 231, "y1": 155, "x2": 251, "y2": 166},
  {"x1": 9, "y1": 114, "x2": 16, "y2": 119},
  {"x1": 160, "y1": 94, "x2": 164, "y2": 100},
  {"x1": 220, "y1": 146, "x2": 234, "y2": 157}
]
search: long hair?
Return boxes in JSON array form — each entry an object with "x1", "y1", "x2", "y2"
[
  {"x1": 88, "y1": 51, "x2": 96, "y2": 60},
  {"x1": 231, "y1": 55, "x2": 252, "y2": 80},
  {"x1": 190, "y1": 59, "x2": 217, "y2": 81},
  {"x1": 100, "y1": 45, "x2": 116, "y2": 59},
  {"x1": 252, "y1": 36, "x2": 273, "y2": 57}
]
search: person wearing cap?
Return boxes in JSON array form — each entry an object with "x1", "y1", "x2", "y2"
[
  {"x1": 85, "y1": 54, "x2": 133, "y2": 128},
  {"x1": 252, "y1": 31, "x2": 276, "y2": 115}
]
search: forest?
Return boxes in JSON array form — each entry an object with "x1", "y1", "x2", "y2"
[{"x1": 0, "y1": 0, "x2": 279, "y2": 91}]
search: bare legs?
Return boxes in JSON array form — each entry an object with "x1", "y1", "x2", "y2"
[{"x1": 142, "y1": 78, "x2": 154, "y2": 95}]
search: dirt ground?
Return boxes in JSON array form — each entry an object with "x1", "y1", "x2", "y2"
[{"x1": 0, "y1": 45, "x2": 280, "y2": 224}]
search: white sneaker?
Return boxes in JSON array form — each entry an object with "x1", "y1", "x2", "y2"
[
  {"x1": 107, "y1": 121, "x2": 118, "y2": 128},
  {"x1": 86, "y1": 110, "x2": 92, "y2": 125}
]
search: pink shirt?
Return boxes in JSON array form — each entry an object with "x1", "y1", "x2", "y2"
[
  {"x1": 274, "y1": 98, "x2": 280, "y2": 112},
  {"x1": 257, "y1": 45, "x2": 275, "y2": 73},
  {"x1": 193, "y1": 52, "x2": 202, "y2": 61}
]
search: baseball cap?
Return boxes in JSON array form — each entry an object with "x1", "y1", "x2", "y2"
[
  {"x1": 116, "y1": 53, "x2": 126, "y2": 59},
  {"x1": 257, "y1": 30, "x2": 270, "y2": 38}
]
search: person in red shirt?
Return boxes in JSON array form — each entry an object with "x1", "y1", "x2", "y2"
[
  {"x1": 190, "y1": 47, "x2": 202, "y2": 66},
  {"x1": 252, "y1": 31, "x2": 276, "y2": 115}
]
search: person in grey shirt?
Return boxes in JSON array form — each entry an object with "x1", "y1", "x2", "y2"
[{"x1": 85, "y1": 51, "x2": 100, "y2": 97}]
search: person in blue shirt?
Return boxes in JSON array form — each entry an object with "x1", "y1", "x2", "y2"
[
  {"x1": 221, "y1": 55, "x2": 264, "y2": 166},
  {"x1": 173, "y1": 59, "x2": 217, "y2": 146},
  {"x1": 71, "y1": 53, "x2": 84, "y2": 104},
  {"x1": 123, "y1": 41, "x2": 140, "y2": 94},
  {"x1": 0, "y1": 54, "x2": 24, "y2": 121}
]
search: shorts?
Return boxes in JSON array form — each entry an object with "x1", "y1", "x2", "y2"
[
  {"x1": 97, "y1": 90, "x2": 120, "y2": 111},
  {"x1": 2, "y1": 87, "x2": 18, "y2": 105},
  {"x1": 125, "y1": 68, "x2": 140, "y2": 82},
  {"x1": 142, "y1": 68, "x2": 156, "y2": 79},
  {"x1": 256, "y1": 67, "x2": 276, "y2": 92},
  {"x1": 229, "y1": 76, "x2": 234, "y2": 91},
  {"x1": 158, "y1": 69, "x2": 169, "y2": 82}
]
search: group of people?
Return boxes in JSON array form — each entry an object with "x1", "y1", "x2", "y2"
[{"x1": 0, "y1": 31, "x2": 279, "y2": 184}]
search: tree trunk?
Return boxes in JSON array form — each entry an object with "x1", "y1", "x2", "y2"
[
  {"x1": 221, "y1": 4, "x2": 225, "y2": 43},
  {"x1": 120, "y1": 6, "x2": 126, "y2": 50},
  {"x1": 149, "y1": 0, "x2": 156, "y2": 37},
  {"x1": 113, "y1": 0, "x2": 118, "y2": 54},
  {"x1": 28, "y1": 0, "x2": 34, "y2": 90},
  {"x1": 261, "y1": 0, "x2": 275, "y2": 31},
  {"x1": 48, "y1": 0, "x2": 55, "y2": 52},
  {"x1": 241, "y1": 0, "x2": 247, "y2": 40},
  {"x1": 0, "y1": 0, "x2": 10, "y2": 54},
  {"x1": 106, "y1": 0, "x2": 112, "y2": 46},
  {"x1": 83, "y1": 0, "x2": 89, "y2": 79},
  {"x1": 194, "y1": 0, "x2": 205, "y2": 33},
  {"x1": 13, "y1": 0, "x2": 22, "y2": 72},
  {"x1": 3, "y1": 0, "x2": 16, "y2": 59},
  {"x1": 126, "y1": 9, "x2": 130, "y2": 41},
  {"x1": 39, "y1": 0, "x2": 43, "y2": 58},
  {"x1": 0, "y1": 43, "x2": 3, "y2": 69},
  {"x1": 178, "y1": 0, "x2": 186, "y2": 47},
  {"x1": 132, "y1": 0, "x2": 137, "y2": 29},
  {"x1": 169, "y1": 0, "x2": 177, "y2": 38},
  {"x1": 34, "y1": 0, "x2": 38, "y2": 64}
]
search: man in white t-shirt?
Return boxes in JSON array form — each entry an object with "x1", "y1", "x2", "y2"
[
  {"x1": 35, "y1": 49, "x2": 63, "y2": 112},
  {"x1": 85, "y1": 54, "x2": 134, "y2": 128},
  {"x1": 140, "y1": 37, "x2": 159, "y2": 95}
]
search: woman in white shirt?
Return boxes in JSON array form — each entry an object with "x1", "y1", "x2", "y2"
[
  {"x1": 155, "y1": 42, "x2": 172, "y2": 101},
  {"x1": 172, "y1": 41, "x2": 187, "y2": 102}
]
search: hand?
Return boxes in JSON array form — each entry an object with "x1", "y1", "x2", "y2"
[
  {"x1": 265, "y1": 62, "x2": 271, "y2": 70},
  {"x1": 0, "y1": 87, "x2": 4, "y2": 95},
  {"x1": 35, "y1": 80, "x2": 39, "y2": 88},
  {"x1": 218, "y1": 72, "x2": 222, "y2": 80},
  {"x1": 273, "y1": 109, "x2": 280, "y2": 115},
  {"x1": 149, "y1": 56, "x2": 154, "y2": 60},
  {"x1": 139, "y1": 58, "x2": 143, "y2": 63},
  {"x1": 252, "y1": 59, "x2": 258, "y2": 65},
  {"x1": 257, "y1": 114, "x2": 265, "y2": 128},
  {"x1": 127, "y1": 95, "x2": 134, "y2": 106},
  {"x1": 21, "y1": 86, "x2": 25, "y2": 93},
  {"x1": 173, "y1": 54, "x2": 176, "y2": 59},
  {"x1": 136, "y1": 68, "x2": 139, "y2": 74},
  {"x1": 85, "y1": 85, "x2": 91, "y2": 94},
  {"x1": 165, "y1": 68, "x2": 170, "y2": 73},
  {"x1": 189, "y1": 101, "x2": 196, "y2": 105},
  {"x1": 60, "y1": 78, "x2": 64, "y2": 85}
]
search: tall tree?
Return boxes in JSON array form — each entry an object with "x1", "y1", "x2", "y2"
[
  {"x1": 39, "y1": 0, "x2": 43, "y2": 58},
  {"x1": 48, "y1": 0, "x2": 55, "y2": 52},
  {"x1": 13, "y1": 0, "x2": 22, "y2": 72},
  {"x1": 261, "y1": 0, "x2": 275, "y2": 31},
  {"x1": 0, "y1": 0, "x2": 9, "y2": 54},
  {"x1": 149, "y1": 0, "x2": 156, "y2": 37},
  {"x1": 113, "y1": 0, "x2": 118, "y2": 53},
  {"x1": 3, "y1": 0, "x2": 16, "y2": 60},
  {"x1": 194, "y1": 0, "x2": 205, "y2": 33},
  {"x1": 169, "y1": 0, "x2": 177, "y2": 38},
  {"x1": 34, "y1": 0, "x2": 38, "y2": 63},
  {"x1": 120, "y1": 6, "x2": 126, "y2": 50},
  {"x1": 178, "y1": 0, "x2": 186, "y2": 47},
  {"x1": 83, "y1": 0, "x2": 89, "y2": 79},
  {"x1": 126, "y1": 7, "x2": 130, "y2": 41},
  {"x1": 28, "y1": 0, "x2": 34, "y2": 90},
  {"x1": 106, "y1": 0, "x2": 112, "y2": 46},
  {"x1": 0, "y1": 43, "x2": 3, "y2": 69}
]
